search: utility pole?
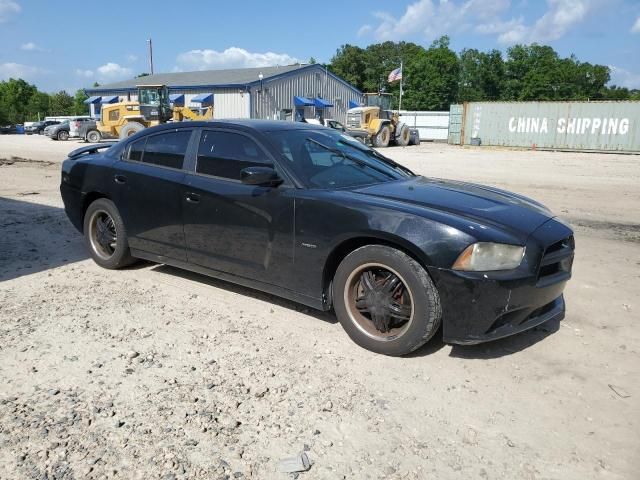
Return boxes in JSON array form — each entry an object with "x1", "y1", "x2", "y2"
[{"x1": 147, "y1": 38, "x2": 154, "y2": 75}]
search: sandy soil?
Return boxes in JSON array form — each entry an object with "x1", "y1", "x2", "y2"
[{"x1": 1, "y1": 134, "x2": 638, "y2": 480}]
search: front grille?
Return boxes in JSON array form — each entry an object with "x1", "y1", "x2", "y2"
[
  {"x1": 346, "y1": 113, "x2": 361, "y2": 129},
  {"x1": 536, "y1": 235, "x2": 574, "y2": 286}
]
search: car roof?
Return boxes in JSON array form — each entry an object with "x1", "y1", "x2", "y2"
[{"x1": 141, "y1": 119, "x2": 327, "y2": 135}]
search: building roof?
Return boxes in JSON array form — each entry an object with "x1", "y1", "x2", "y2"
[{"x1": 86, "y1": 64, "x2": 308, "y2": 92}]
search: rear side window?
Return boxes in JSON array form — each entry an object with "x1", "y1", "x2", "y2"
[
  {"x1": 126, "y1": 137, "x2": 146, "y2": 161},
  {"x1": 196, "y1": 130, "x2": 271, "y2": 180},
  {"x1": 127, "y1": 130, "x2": 192, "y2": 169}
]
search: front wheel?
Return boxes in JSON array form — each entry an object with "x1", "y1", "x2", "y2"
[
  {"x1": 372, "y1": 125, "x2": 391, "y2": 148},
  {"x1": 84, "y1": 198, "x2": 135, "y2": 269},
  {"x1": 333, "y1": 245, "x2": 441, "y2": 356}
]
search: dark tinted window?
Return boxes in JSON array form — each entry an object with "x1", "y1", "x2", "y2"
[
  {"x1": 142, "y1": 130, "x2": 192, "y2": 169},
  {"x1": 196, "y1": 130, "x2": 271, "y2": 180},
  {"x1": 269, "y1": 129, "x2": 413, "y2": 189},
  {"x1": 126, "y1": 137, "x2": 146, "y2": 161}
]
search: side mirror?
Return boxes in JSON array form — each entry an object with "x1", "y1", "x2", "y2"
[{"x1": 240, "y1": 166, "x2": 283, "y2": 187}]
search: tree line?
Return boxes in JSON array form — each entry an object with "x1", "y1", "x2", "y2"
[
  {"x1": 2, "y1": 38, "x2": 639, "y2": 124},
  {"x1": 0, "y1": 78, "x2": 90, "y2": 125},
  {"x1": 329, "y1": 37, "x2": 640, "y2": 111}
]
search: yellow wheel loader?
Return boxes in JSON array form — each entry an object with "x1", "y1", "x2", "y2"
[
  {"x1": 97, "y1": 85, "x2": 213, "y2": 140},
  {"x1": 345, "y1": 93, "x2": 410, "y2": 147}
]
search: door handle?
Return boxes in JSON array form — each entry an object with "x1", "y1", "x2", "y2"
[
  {"x1": 114, "y1": 174, "x2": 127, "y2": 184},
  {"x1": 185, "y1": 193, "x2": 200, "y2": 204}
]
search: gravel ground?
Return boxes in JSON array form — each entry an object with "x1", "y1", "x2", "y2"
[{"x1": 0, "y1": 134, "x2": 638, "y2": 480}]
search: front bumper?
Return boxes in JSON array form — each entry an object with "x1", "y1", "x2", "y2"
[
  {"x1": 345, "y1": 128, "x2": 369, "y2": 140},
  {"x1": 430, "y1": 218, "x2": 574, "y2": 345}
]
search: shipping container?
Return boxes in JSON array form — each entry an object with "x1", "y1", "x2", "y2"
[{"x1": 450, "y1": 101, "x2": 640, "y2": 153}]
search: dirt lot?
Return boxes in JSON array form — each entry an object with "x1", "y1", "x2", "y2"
[{"x1": 1, "y1": 134, "x2": 638, "y2": 480}]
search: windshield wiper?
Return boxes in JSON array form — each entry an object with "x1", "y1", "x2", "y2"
[
  {"x1": 357, "y1": 146, "x2": 415, "y2": 176},
  {"x1": 307, "y1": 139, "x2": 397, "y2": 179}
]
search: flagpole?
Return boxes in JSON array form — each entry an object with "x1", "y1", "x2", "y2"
[{"x1": 398, "y1": 61, "x2": 403, "y2": 112}]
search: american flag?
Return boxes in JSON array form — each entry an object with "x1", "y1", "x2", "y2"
[{"x1": 388, "y1": 67, "x2": 402, "y2": 83}]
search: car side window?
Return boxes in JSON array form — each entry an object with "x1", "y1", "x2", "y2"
[
  {"x1": 196, "y1": 130, "x2": 272, "y2": 180},
  {"x1": 126, "y1": 137, "x2": 146, "y2": 162},
  {"x1": 142, "y1": 130, "x2": 192, "y2": 169}
]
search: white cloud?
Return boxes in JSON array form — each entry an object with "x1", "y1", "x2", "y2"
[
  {"x1": 632, "y1": 16, "x2": 640, "y2": 34},
  {"x1": 609, "y1": 66, "x2": 640, "y2": 89},
  {"x1": 176, "y1": 47, "x2": 299, "y2": 71},
  {"x1": 96, "y1": 62, "x2": 132, "y2": 80},
  {"x1": 498, "y1": 0, "x2": 598, "y2": 44},
  {"x1": 0, "y1": 62, "x2": 44, "y2": 80},
  {"x1": 20, "y1": 41, "x2": 46, "y2": 52},
  {"x1": 357, "y1": 24, "x2": 373, "y2": 37},
  {"x1": 0, "y1": 0, "x2": 20, "y2": 23},
  {"x1": 363, "y1": 0, "x2": 513, "y2": 40},
  {"x1": 126, "y1": 54, "x2": 138, "y2": 63},
  {"x1": 74, "y1": 62, "x2": 132, "y2": 83},
  {"x1": 75, "y1": 69, "x2": 94, "y2": 78},
  {"x1": 361, "y1": 0, "x2": 600, "y2": 45}
]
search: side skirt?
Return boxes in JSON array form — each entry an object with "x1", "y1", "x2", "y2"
[{"x1": 130, "y1": 249, "x2": 328, "y2": 311}]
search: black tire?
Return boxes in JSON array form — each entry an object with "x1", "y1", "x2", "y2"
[
  {"x1": 333, "y1": 245, "x2": 441, "y2": 356},
  {"x1": 83, "y1": 198, "x2": 135, "y2": 269},
  {"x1": 86, "y1": 129, "x2": 101, "y2": 143},
  {"x1": 119, "y1": 122, "x2": 145, "y2": 139},
  {"x1": 397, "y1": 125, "x2": 410, "y2": 146},
  {"x1": 372, "y1": 125, "x2": 391, "y2": 148},
  {"x1": 57, "y1": 130, "x2": 69, "y2": 141}
]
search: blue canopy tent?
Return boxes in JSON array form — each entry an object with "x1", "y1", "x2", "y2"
[
  {"x1": 169, "y1": 94, "x2": 185, "y2": 106},
  {"x1": 314, "y1": 97, "x2": 333, "y2": 108},
  {"x1": 100, "y1": 95, "x2": 119, "y2": 104},
  {"x1": 293, "y1": 96, "x2": 314, "y2": 107},
  {"x1": 293, "y1": 96, "x2": 315, "y2": 122},
  {"x1": 84, "y1": 95, "x2": 106, "y2": 119},
  {"x1": 191, "y1": 93, "x2": 213, "y2": 106}
]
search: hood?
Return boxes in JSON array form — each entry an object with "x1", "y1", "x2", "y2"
[{"x1": 353, "y1": 176, "x2": 554, "y2": 235}]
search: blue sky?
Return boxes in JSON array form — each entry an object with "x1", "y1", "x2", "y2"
[{"x1": 1, "y1": 0, "x2": 639, "y2": 93}]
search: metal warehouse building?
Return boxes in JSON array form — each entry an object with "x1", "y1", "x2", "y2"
[{"x1": 84, "y1": 64, "x2": 362, "y2": 123}]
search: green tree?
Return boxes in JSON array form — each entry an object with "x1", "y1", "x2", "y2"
[
  {"x1": 49, "y1": 91, "x2": 74, "y2": 115},
  {"x1": 0, "y1": 78, "x2": 38, "y2": 123},
  {"x1": 329, "y1": 44, "x2": 368, "y2": 90},
  {"x1": 26, "y1": 91, "x2": 51, "y2": 120},
  {"x1": 73, "y1": 89, "x2": 89, "y2": 115},
  {"x1": 404, "y1": 36, "x2": 459, "y2": 110}
]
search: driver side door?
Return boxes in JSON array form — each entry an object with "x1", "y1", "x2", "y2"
[{"x1": 182, "y1": 128, "x2": 296, "y2": 288}]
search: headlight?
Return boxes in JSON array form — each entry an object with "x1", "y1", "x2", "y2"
[{"x1": 452, "y1": 242, "x2": 525, "y2": 271}]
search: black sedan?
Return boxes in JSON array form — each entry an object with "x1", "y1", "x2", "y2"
[{"x1": 60, "y1": 120, "x2": 574, "y2": 356}]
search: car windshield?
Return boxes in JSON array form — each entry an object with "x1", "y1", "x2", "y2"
[{"x1": 268, "y1": 129, "x2": 414, "y2": 189}]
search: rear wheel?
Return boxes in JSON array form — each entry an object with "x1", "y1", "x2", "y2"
[
  {"x1": 84, "y1": 198, "x2": 135, "y2": 269},
  {"x1": 86, "y1": 129, "x2": 101, "y2": 143},
  {"x1": 57, "y1": 130, "x2": 69, "y2": 141},
  {"x1": 372, "y1": 125, "x2": 391, "y2": 148},
  {"x1": 119, "y1": 122, "x2": 145, "y2": 139},
  {"x1": 397, "y1": 125, "x2": 410, "y2": 146},
  {"x1": 333, "y1": 245, "x2": 441, "y2": 356}
]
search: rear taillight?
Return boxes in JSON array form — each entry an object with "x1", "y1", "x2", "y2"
[{"x1": 74, "y1": 121, "x2": 79, "y2": 128}]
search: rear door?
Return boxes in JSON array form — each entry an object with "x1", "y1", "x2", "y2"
[
  {"x1": 182, "y1": 128, "x2": 295, "y2": 287},
  {"x1": 113, "y1": 128, "x2": 195, "y2": 261}
]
